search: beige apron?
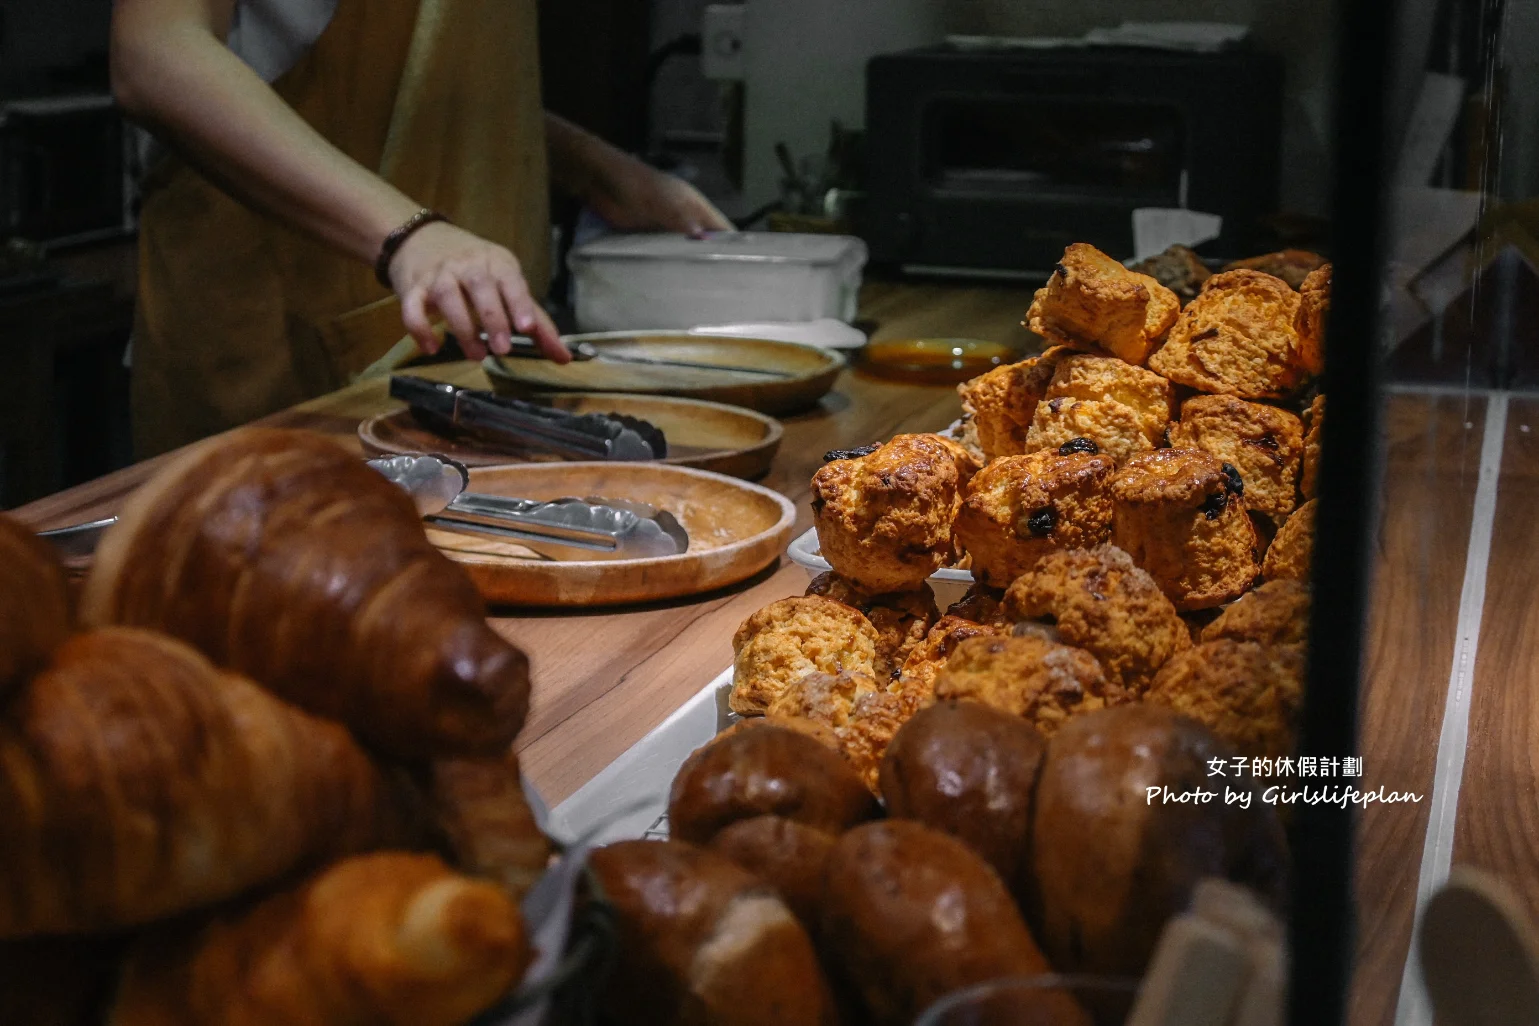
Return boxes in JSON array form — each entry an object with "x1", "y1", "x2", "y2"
[{"x1": 132, "y1": 0, "x2": 550, "y2": 457}]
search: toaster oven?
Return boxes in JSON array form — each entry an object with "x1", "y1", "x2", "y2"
[
  {"x1": 1, "y1": 94, "x2": 135, "y2": 248},
  {"x1": 864, "y1": 45, "x2": 1284, "y2": 275}
]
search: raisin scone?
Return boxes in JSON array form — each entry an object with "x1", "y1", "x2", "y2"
[
  {"x1": 1148, "y1": 270, "x2": 1309, "y2": 399},
  {"x1": 1168, "y1": 394, "x2": 1304, "y2": 519},
  {"x1": 1001, "y1": 544, "x2": 1190, "y2": 693},
  {"x1": 1110, "y1": 449, "x2": 1260, "y2": 610},
  {"x1": 730, "y1": 596, "x2": 879, "y2": 715},
  {"x1": 952, "y1": 447, "x2": 1116, "y2": 589},
  {"x1": 933, "y1": 633, "x2": 1125, "y2": 737},
  {"x1": 1145, "y1": 639, "x2": 1306, "y2": 759},
  {"x1": 804, "y1": 572, "x2": 939, "y2": 681},
  {"x1": 893, "y1": 614, "x2": 1005, "y2": 703},
  {"x1": 1129, "y1": 244, "x2": 1212, "y2": 306},
  {"x1": 1295, "y1": 263, "x2": 1331, "y2": 376},
  {"x1": 1220, "y1": 249, "x2": 1327, "y2": 290},
  {"x1": 1301, "y1": 394, "x2": 1325, "y2": 500},
  {"x1": 1024, "y1": 396, "x2": 1153, "y2": 466},
  {"x1": 1202, "y1": 579, "x2": 1311, "y2": 647},
  {"x1": 1262, "y1": 499, "x2": 1316, "y2": 581},
  {"x1": 1043, "y1": 352, "x2": 1175, "y2": 445},
  {"x1": 1026, "y1": 243, "x2": 1180, "y2": 365},
  {"x1": 811, "y1": 434, "x2": 980, "y2": 594},
  {"x1": 955, "y1": 348, "x2": 1067, "y2": 462}
]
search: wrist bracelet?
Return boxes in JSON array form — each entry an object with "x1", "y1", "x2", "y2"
[{"x1": 375, "y1": 208, "x2": 449, "y2": 289}]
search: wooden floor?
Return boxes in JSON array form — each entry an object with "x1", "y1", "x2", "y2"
[{"x1": 10, "y1": 281, "x2": 1538, "y2": 1024}]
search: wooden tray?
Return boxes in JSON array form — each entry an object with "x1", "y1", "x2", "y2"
[
  {"x1": 428, "y1": 462, "x2": 797, "y2": 607},
  {"x1": 482, "y1": 333, "x2": 844, "y2": 415},
  {"x1": 359, "y1": 392, "x2": 783, "y2": 480}
]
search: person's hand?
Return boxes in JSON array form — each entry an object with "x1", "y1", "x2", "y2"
[
  {"x1": 586, "y1": 153, "x2": 733, "y2": 236},
  {"x1": 389, "y1": 221, "x2": 570, "y2": 363}
]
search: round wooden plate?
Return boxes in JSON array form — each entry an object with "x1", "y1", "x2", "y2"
[
  {"x1": 428, "y1": 462, "x2": 796, "y2": 607},
  {"x1": 481, "y1": 333, "x2": 845, "y2": 415},
  {"x1": 359, "y1": 392, "x2": 783, "y2": 480}
]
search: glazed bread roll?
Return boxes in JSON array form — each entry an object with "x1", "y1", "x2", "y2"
[
  {"x1": 822, "y1": 820, "x2": 1089, "y2": 1026},
  {"x1": 878, "y1": 700, "x2": 1047, "y2": 885},
  {"x1": 0, "y1": 514, "x2": 72, "y2": 701},
  {"x1": 589, "y1": 840, "x2": 839, "y2": 1026},
  {"x1": 1029, "y1": 704, "x2": 1288, "y2": 979},
  {"x1": 668, "y1": 724, "x2": 878, "y2": 846},
  {"x1": 709, "y1": 815, "x2": 837, "y2": 936}
]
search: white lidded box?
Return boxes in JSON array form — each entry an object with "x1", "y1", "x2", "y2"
[{"x1": 569, "y1": 231, "x2": 868, "y2": 333}]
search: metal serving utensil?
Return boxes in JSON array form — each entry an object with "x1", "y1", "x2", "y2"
[{"x1": 37, "y1": 454, "x2": 689, "y2": 563}]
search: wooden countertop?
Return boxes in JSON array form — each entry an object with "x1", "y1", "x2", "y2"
[{"x1": 11, "y1": 280, "x2": 1536, "y2": 1023}]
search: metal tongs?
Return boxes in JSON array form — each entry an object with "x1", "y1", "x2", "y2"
[
  {"x1": 368, "y1": 454, "x2": 689, "y2": 561},
  {"x1": 390, "y1": 376, "x2": 667, "y2": 461}
]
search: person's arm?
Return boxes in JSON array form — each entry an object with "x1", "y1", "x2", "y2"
[
  {"x1": 110, "y1": 0, "x2": 566, "y2": 361},
  {"x1": 545, "y1": 113, "x2": 732, "y2": 235}
]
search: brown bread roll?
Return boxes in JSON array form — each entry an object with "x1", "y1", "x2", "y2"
[
  {"x1": 668, "y1": 724, "x2": 878, "y2": 846},
  {"x1": 822, "y1": 821, "x2": 1089, "y2": 1026},
  {"x1": 1029, "y1": 704, "x2": 1288, "y2": 979},
  {"x1": 878, "y1": 700, "x2": 1047, "y2": 885},
  {"x1": 589, "y1": 840, "x2": 839, "y2": 1026},
  {"x1": 709, "y1": 815, "x2": 837, "y2": 935}
]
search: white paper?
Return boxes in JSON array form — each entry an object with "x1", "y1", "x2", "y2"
[
  {"x1": 1084, "y1": 21, "x2": 1249, "y2": 53},
  {"x1": 1131, "y1": 208, "x2": 1224, "y2": 263}
]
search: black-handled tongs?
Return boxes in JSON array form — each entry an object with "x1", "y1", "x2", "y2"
[{"x1": 390, "y1": 376, "x2": 667, "y2": 461}]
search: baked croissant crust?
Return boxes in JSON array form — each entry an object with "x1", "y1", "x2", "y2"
[
  {"x1": 80, "y1": 428, "x2": 530, "y2": 759},
  {"x1": 0, "y1": 627, "x2": 413, "y2": 937},
  {"x1": 0, "y1": 514, "x2": 72, "y2": 701},
  {"x1": 427, "y1": 752, "x2": 552, "y2": 901},
  {"x1": 111, "y1": 852, "x2": 529, "y2": 1026}
]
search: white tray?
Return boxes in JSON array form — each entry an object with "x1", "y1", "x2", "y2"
[
  {"x1": 547, "y1": 666, "x2": 739, "y2": 846},
  {"x1": 786, "y1": 526, "x2": 975, "y2": 608}
]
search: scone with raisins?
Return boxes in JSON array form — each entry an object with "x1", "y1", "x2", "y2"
[
  {"x1": 893, "y1": 614, "x2": 1005, "y2": 702},
  {"x1": 952, "y1": 446, "x2": 1116, "y2": 588},
  {"x1": 1025, "y1": 396, "x2": 1154, "y2": 466},
  {"x1": 1026, "y1": 243, "x2": 1180, "y2": 365},
  {"x1": 933, "y1": 633, "x2": 1125, "y2": 736},
  {"x1": 1295, "y1": 263, "x2": 1331, "y2": 376},
  {"x1": 1043, "y1": 352, "x2": 1175, "y2": 445},
  {"x1": 1110, "y1": 449, "x2": 1260, "y2": 610},
  {"x1": 1148, "y1": 270, "x2": 1310, "y2": 399},
  {"x1": 811, "y1": 433, "x2": 979, "y2": 593},
  {"x1": 730, "y1": 596, "x2": 879, "y2": 715},
  {"x1": 804, "y1": 571, "x2": 939, "y2": 681},
  {"x1": 1202, "y1": 579, "x2": 1311, "y2": 647},
  {"x1": 1301, "y1": 394, "x2": 1325, "y2": 499},
  {"x1": 1001, "y1": 544, "x2": 1190, "y2": 692},
  {"x1": 1221, "y1": 249, "x2": 1327, "y2": 290},
  {"x1": 1145, "y1": 639, "x2": 1306, "y2": 758},
  {"x1": 1168, "y1": 395, "x2": 1304, "y2": 519},
  {"x1": 1262, "y1": 498, "x2": 1316, "y2": 581},
  {"x1": 955, "y1": 347, "x2": 1068, "y2": 461}
]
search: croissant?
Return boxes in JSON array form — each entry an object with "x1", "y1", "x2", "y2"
[
  {"x1": 0, "y1": 514, "x2": 71, "y2": 701},
  {"x1": 80, "y1": 427, "x2": 530, "y2": 759},
  {"x1": 427, "y1": 752, "x2": 552, "y2": 900},
  {"x1": 111, "y1": 852, "x2": 531, "y2": 1026},
  {"x1": 0, "y1": 627, "x2": 414, "y2": 937}
]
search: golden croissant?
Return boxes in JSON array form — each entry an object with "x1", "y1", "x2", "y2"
[
  {"x1": 0, "y1": 514, "x2": 72, "y2": 701},
  {"x1": 80, "y1": 428, "x2": 530, "y2": 759},
  {"x1": 0, "y1": 627, "x2": 414, "y2": 937},
  {"x1": 427, "y1": 752, "x2": 552, "y2": 900},
  {"x1": 111, "y1": 852, "x2": 531, "y2": 1026}
]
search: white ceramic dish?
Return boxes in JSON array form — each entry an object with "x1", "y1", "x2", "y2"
[{"x1": 786, "y1": 526, "x2": 975, "y2": 608}]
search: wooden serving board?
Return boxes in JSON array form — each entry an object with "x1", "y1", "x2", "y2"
[
  {"x1": 428, "y1": 462, "x2": 797, "y2": 607},
  {"x1": 359, "y1": 392, "x2": 783, "y2": 480},
  {"x1": 481, "y1": 333, "x2": 844, "y2": 415}
]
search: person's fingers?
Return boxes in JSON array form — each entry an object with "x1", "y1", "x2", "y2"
[
  {"x1": 400, "y1": 288, "x2": 440, "y2": 355},
  {"x1": 466, "y1": 274, "x2": 513, "y2": 356},
  {"x1": 430, "y1": 278, "x2": 484, "y2": 360},
  {"x1": 693, "y1": 194, "x2": 733, "y2": 232},
  {"x1": 530, "y1": 304, "x2": 570, "y2": 363},
  {"x1": 497, "y1": 277, "x2": 570, "y2": 363}
]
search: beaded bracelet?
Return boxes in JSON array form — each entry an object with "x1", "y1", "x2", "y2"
[{"x1": 374, "y1": 208, "x2": 449, "y2": 288}]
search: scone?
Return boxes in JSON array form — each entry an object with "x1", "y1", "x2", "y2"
[
  {"x1": 1026, "y1": 243, "x2": 1180, "y2": 364},
  {"x1": 1148, "y1": 270, "x2": 1309, "y2": 399},
  {"x1": 1295, "y1": 264, "x2": 1330, "y2": 376},
  {"x1": 1110, "y1": 449, "x2": 1260, "y2": 610},
  {"x1": 805, "y1": 571, "x2": 939, "y2": 681},
  {"x1": 1262, "y1": 498, "x2": 1316, "y2": 580},
  {"x1": 1168, "y1": 394, "x2": 1304, "y2": 519},
  {"x1": 952, "y1": 449, "x2": 1116, "y2": 588},
  {"x1": 811, "y1": 434, "x2": 980, "y2": 593},
  {"x1": 766, "y1": 670, "x2": 880, "y2": 729},
  {"x1": 1043, "y1": 352, "x2": 1175, "y2": 444},
  {"x1": 1202, "y1": 579, "x2": 1311, "y2": 647},
  {"x1": 730, "y1": 596, "x2": 879, "y2": 715},
  {"x1": 1130, "y1": 244, "x2": 1212, "y2": 305},
  {"x1": 956, "y1": 348, "x2": 1067, "y2": 461},
  {"x1": 1145, "y1": 639, "x2": 1306, "y2": 758},
  {"x1": 933, "y1": 633, "x2": 1124, "y2": 736},
  {"x1": 1001, "y1": 544, "x2": 1190, "y2": 692},
  {"x1": 834, "y1": 688, "x2": 929, "y2": 794},
  {"x1": 946, "y1": 585, "x2": 1009, "y2": 626},
  {"x1": 1301, "y1": 394, "x2": 1325, "y2": 499},
  {"x1": 894, "y1": 614, "x2": 1004, "y2": 702},
  {"x1": 1024, "y1": 397, "x2": 1153, "y2": 466},
  {"x1": 1221, "y1": 249, "x2": 1327, "y2": 290}
]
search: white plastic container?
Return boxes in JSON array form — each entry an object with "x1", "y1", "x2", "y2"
[
  {"x1": 569, "y1": 231, "x2": 868, "y2": 333},
  {"x1": 786, "y1": 526, "x2": 975, "y2": 609}
]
